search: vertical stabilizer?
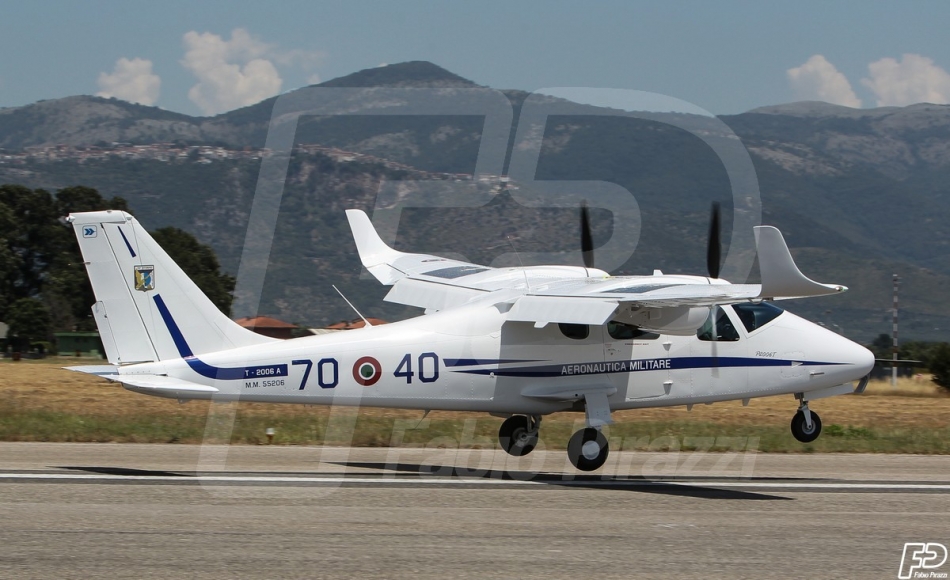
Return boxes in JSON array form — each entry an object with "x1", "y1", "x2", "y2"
[{"x1": 68, "y1": 211, "x2": 275, "y2": 364}]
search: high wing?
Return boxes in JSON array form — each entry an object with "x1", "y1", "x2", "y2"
[
  {"x1": 346, "y1": 210, "x2": 846, "y2": 328},
  {"x1": 347, "y1": 209, "x2": 609, "y2": 307}
]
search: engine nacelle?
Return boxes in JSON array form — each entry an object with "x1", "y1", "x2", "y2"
[{"x1": 611, "y1": 305, "x2": 709, "y2": 336}]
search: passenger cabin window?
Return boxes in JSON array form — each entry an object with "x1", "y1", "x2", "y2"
[
  {"x1": 607, "y1": 321, "x2": 659, "y2": 341},
  {"x1": 732, "y1": 302, "x2": 784, "y2": 333},
  {"x1": 696, "y1": 306, "x2": 740, "y2": 342},
  {"x1": 558, "y1": 323, "x2": 589, "y2": 340}
]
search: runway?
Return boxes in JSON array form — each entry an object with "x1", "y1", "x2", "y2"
[{"x1": 2, "y1": 443, "x2": 949, "y2": 579}]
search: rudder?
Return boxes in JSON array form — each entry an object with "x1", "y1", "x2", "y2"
[{"x1": 69, "y1": 210, "x2": 274, "y2": 364}]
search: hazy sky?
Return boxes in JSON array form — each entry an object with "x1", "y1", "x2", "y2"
[{"x1": 2, "y1": 0, "x2": 950, "y2": 116}]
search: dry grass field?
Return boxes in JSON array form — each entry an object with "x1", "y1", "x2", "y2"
[{"x1": 2, "y1": 358, "x2": 949, "y2": 452}]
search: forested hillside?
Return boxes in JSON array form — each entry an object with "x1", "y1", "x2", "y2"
[{"x1": 1, "y1": 62, "x2": 948, "y2": 341}]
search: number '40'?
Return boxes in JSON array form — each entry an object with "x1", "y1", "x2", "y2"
[{"x1": 393, "y1": 353, "x2": 440, "y2": 384}]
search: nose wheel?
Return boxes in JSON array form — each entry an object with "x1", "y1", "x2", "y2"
[
  {"x1": 790, "y1": 398, "x2": 822, "y2": 443},
  {"x1": 498, "y1": 415, "x2": 540, "y2": 456},
  {"x1": 567, "y1": 428, "x2": 609, "y2": 471}
]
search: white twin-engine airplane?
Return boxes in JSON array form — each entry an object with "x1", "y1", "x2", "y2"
[{"x1": 66, "y1": 205, "x2": 874, "y2": 471}]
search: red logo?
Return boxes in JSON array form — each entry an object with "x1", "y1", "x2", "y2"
[{"x1": 353, "y1": 356, "x2": 382, "y2": 386}]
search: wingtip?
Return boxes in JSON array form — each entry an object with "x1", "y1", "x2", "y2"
[
  {"x1": 755, "y1": 225, "x2": 846, "y2": 299},
  {"x1": 345, "y1": 208, "x2": 405, "y2": 285},
  {"x1": 345, "y1": 209, "x2": 390, "y2": 257}
]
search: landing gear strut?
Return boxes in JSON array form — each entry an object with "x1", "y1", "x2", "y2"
[
  {"x1": 567, "y1": 428, "x2": 609, "y2": 471},
  {"x1": 498, "y1": 415, "x2": 540, "y2": 456},
  {"x1": 790, "y1": 396, "x2": 822, "y2": 443}
]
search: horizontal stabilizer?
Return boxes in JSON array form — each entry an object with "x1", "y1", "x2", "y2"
[
  {"x1": 104, "y1": 374, "x2": 219, "y2": 393},
  {"x1": 754, "y1": 226, "x2": 846, "y2": 299},
  {"x1": 64, "y1": 365, "x2": 119, "y2": 376}
]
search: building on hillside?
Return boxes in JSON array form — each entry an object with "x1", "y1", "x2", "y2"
[{"x1": 235, "y1": 316, "x2": 310, "y2": 340}]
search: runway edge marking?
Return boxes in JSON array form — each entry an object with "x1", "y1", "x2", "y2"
[{"x1": 2, "y1": 473, "x2": 950, "y2": 490}]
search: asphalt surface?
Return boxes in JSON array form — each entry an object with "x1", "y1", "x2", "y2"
[{"x1": 2, "y1": 443, "x2": 949, "y2": 579}]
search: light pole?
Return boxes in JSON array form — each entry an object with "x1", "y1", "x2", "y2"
[{"x1": 892, "y1": 274, "x2": 899, "y2": 387}]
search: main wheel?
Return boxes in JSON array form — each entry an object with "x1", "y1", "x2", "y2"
[
  {"x1": 567, "y1": 428, "x2": 609, "y2": 471},
  {"x1": 790, "y1": 409, "x2": 822, "y2": 443},
  {"x1": 498, "y1": 415, "x2": 538, "y2": 456}
]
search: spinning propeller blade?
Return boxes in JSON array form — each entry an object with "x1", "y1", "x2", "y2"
[
  {"x1": 581, "y1": 201, "x2": 594, "y2": 269},
  {"x1": 707, "y1": 201, "x2": 721, "y2": 279}
]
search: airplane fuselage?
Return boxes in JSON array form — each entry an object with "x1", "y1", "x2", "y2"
[
  {"x1": 119, "y1": 295, "x2": 874, "y2": 415},
  {"x1": 66, "y1": 208, "x2": 876, "y2": 470}
]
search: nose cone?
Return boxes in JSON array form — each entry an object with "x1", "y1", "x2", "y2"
[
  {"x1": 832, "y1": 334, "x2": 875, "y2": 383},
  {"x1": 848, "y1": 339, "x2": 875, "y2": 379}
]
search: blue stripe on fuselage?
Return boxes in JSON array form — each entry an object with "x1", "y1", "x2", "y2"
[
  {"x1": 451, "y1": 357, "x2": 847, "y2": 378},
  {"x1": 444, "y1": 358, "x2": 543, "y2": 367},
  {"x1": 152, "y1": 294, "x2": 277, "y2": 380}
]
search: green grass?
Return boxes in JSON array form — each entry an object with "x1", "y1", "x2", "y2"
[{"x1": 3, "y1": 408, "x2": 949, "y2": 453}]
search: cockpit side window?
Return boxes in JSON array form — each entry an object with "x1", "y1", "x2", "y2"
[
  {"x1": 732, "y1": 302, "x2": 784, "y2": 333},
  {"x1": 558, "y1": 323, "x2": 590, "y2": 340},
  {"x1": 607, "y1": 321, "x2": 659, "y2": 340},
  {"x1": 696, "y1": 306, "x2": 740, "y2": 342}
]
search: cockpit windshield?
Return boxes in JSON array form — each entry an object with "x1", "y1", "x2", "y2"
[
  {"x1": 696, "y1": 306, "x2": 740, "y2": 342},
  {"x1": 732, "y1": 302, "x2": 784, "y2": 333},
  {"x1": 697, "y1": 303, "x2": 785, "y2": 341}
]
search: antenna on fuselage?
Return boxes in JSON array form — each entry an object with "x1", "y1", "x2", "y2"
[
  {"x1": 332, "y1": 284, "x2": 372, "y2": 327},
  {"x1": 507, "y1": 236, "x2": 531, "y2": 292}
]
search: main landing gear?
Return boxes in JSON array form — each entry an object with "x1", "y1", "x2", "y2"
[
  {"x1": 790, "y1": 395, "x2": 822, "y2": 443},
  {"x1": 498, "y1": 415, "x2": 541, "y2": 456},
  {"x1": 497, "y1": 414, "x2": 610, "y2": 471},
  {"x1": 567, "y1": 427, "x2": 609, "y2": 471}
]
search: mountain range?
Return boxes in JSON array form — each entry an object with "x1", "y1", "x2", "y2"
[{"x1": 1, "y1": 61, "x2": 948, "y2": 342}]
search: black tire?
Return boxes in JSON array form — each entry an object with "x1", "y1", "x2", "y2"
[
  {"x1": 790, "y1": 409, "x2": 822, "y2": 443},
  {"x1": 498, "y1": 415, "x2": 538, "y2": 456},
  {"x1": 567, "y1": 428, "x2": 609, "y2": 471}
]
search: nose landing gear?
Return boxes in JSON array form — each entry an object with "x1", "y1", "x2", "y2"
[{"x1": 790, "y1": 395, "x2": 822, "y2": 443}]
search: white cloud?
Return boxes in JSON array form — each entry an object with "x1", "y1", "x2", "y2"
[
  {"x1": 96, "y1": 57, "x2": 161, "y2": 106},
  {"x1": 861, "y1": 53, "x2": 950, "y2": 106},
  {"x1": 787, "y1": 55, "x2": 861, "y2": 108},
  {"x1": 181, "y1": 28, "x2": 324, "y2": 115},
  {"x1": 181, "y1": 29, "x2": 282, "y2": 115}
]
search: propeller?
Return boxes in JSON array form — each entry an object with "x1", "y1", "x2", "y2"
[
  {"x1": 707, "y1": 201, "x2": 721, "y2": 279},
  {"x1": 580, "y1": 200, "x2": 721, "y2": 275},
  {"x1": 580, "y1": 201, "x2": 594, "y2": 269}
]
